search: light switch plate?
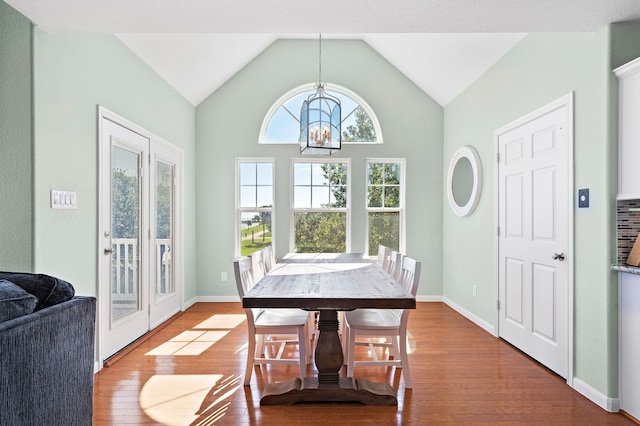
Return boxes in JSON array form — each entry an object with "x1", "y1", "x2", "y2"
[{"x1": 51, "y1": 190, "x2": 77, "y2": 209}]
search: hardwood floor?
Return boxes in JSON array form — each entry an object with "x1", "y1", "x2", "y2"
[{"x1": 93, "y1": 302, "x2": 634, "y2": 425}]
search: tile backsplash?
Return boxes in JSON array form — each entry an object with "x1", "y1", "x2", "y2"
[{"x1": 617, "y1": 199, "x2": 640, "y2": 263}]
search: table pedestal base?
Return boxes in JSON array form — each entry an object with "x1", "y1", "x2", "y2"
[{"x1": 260, "y1": 377, "x2": 397, "y2": 405}]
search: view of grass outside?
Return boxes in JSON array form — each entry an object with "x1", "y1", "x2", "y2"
[{"x1": 240, "y1": 213, "x2": 272, "y2": 257}]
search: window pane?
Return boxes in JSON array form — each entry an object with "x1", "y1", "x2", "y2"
[
  {"x1": 294, "y1": 186, "x2": 311, "y2": 208},
  {"x1": 240, "y1": 163, "x2": 256, "y2": 186},
  {"x1": 312, "y1": 186, "x2": 330, "y2": 208},
  {"x1": 256, "y1": 185, "x2": 272, "y2": 207},
  {"x1": 368, "y1": 212, "x2": 400, "y2": 254},
  {"x1": 294, "y1": 163, "x2": 311, "y2": 185},
  {"x1": 264, "y1": 89, "x2": 377, "y2": 144},
  {"x1": 384, "y1": 186, "x2": 400, "y2": 208},
  {"x1": 368, "y1": 186, "x2": 383, "y2": 208},
  {"x1": 240, "y1": 211, "x2": 272, "y2": 256},
  {"x1": 256, "y1": 163, "x2": 272, "y2": 185},
  {"x1": 311, "y1": 163, "x2": 329, "y2": 185},
  {"x1": 384, "y1": 163, "x2": 400, "y2": 185},
  {"x1": 294, "y1": 212, "x2": 346, "y2": 253},
  {"x1": 240, "y1": 186, "x2": 256, "y2": 208},
  {"x1": 367, "y1": 163, "x2": 383, "y2": 185}
]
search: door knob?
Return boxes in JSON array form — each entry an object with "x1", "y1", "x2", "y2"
[
  {"x1": 552, "y1": 252, "x2": 566, "y2": 261},
  {"x1": 104, "y1": 247, "x2": 114, "y2": 255}
]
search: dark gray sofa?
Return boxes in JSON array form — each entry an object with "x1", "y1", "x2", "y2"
[{"x1": 0, "y1": 296, "x2": 96, "y2": 426}]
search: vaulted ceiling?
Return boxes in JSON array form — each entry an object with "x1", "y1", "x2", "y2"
[{"x1": 6, "y1": 0, "x2": 640, "y2": 106}]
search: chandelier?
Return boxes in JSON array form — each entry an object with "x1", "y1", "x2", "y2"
[{"x1": 300, "y1": 34, "x2": 342, "y2": 155}]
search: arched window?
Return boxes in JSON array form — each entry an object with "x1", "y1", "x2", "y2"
[{"x1": 259, "y1": 83, "x2": 382, "y2": 145}]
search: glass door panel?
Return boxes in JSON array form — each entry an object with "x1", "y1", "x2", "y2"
[
  {"x1": 155, "y1": 160, "x2": 174, "y2": 298},
  {"x1": 111, "y1": 145, "x2": 142, "y2": 324}
]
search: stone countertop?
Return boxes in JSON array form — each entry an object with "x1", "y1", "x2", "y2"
[{"x1": 612, "y1": 263, "x2": 640, "y2": 275}]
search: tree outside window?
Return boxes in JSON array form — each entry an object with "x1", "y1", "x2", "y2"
[{"x1": 292, "y1": 161, "x2": 349, "y2": 253}]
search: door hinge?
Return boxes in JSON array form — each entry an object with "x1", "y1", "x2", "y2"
[
  {"x1": 497, "y1": 226, "x2": 500, "y2": 237},
  {"x1": 496, "y1": 152, "x2": 500, "y2": 163},
  {"x1": 497, "y1": 300, "x2": 501, "y2": 310}
]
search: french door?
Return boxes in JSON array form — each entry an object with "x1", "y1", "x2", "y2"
[{"x1": 99, "y1": 109, "x2": 182, "y2": 362}]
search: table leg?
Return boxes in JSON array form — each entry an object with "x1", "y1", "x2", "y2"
[
  {"x1": 315, "y1": 310, "x2": 343, "y2": 384},
  {"x1": 260, "y1": 309, "x2": 398, "y2": 405}
]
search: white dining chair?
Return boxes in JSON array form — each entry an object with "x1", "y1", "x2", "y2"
[
  {"x1": 387, "y1": 250, "x2": 403, "y2": 281},
  {"x1": 263, "y1": 245, "x2": 277, "y2": 273},
  {"x1": 233, "y1": 257, "x2": 312, "y2": 386},
  {"x1": 376, "y1": 244, "x2": 390, "y2": 271},
  {"x1": 343, "y1": 256, "x2": 421, "y2": 389},
  {"x1": 249, "y1": 249, "x2": 267, "y2": 282}
]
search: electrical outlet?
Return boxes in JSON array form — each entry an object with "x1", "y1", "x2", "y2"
[
  {"x1": 221, "y1": 272, "x2": 227, "y2": 282},
  {"x1": 472, "y1": 285, "x2": 477, "y2": 297}
]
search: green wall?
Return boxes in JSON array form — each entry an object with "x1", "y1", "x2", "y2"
[
  {"x1": 0, "y1": 1, "x2": 33, "y2": 271},
  {"x1": 196, "y1": 39, "x2": 444, "y2": 298},
  {"x1": 443, "y1": 27, "x2": 640, "y2": 398},
  {"x1": 32, "y1": 29, "x2": 197, "y2": 300}
]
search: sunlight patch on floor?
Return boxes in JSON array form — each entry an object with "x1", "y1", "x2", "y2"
[
  {"x1": 145, "y1": 330, "x2": 229, "y2": 356},
  {"x1": 140, "y1": 374, "x2": 240, "y2": 426},
  {"x1": 193, "y1": 314, "x2": 245, "y2": 329}
]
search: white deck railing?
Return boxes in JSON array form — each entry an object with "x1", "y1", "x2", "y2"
[{"x1": 111, "y1": 238, "x2": 172, "y2": 298}]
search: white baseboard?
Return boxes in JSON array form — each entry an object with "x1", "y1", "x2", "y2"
[
  {"x1": 572, "y1": 378, "x2": 620, "y2": 412},
  {"x1": 416, "y1": 295, "x2": 443, "y2": 302},
  {"x1": 442, "y1": 296, "x2": 496, "y2": 336},
  {"x1": 194, "y1": 295, "x2": 241, "y2": 303}
]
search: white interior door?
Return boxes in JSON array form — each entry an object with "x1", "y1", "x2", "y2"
[
  {"x1": 497, "y1": 95, "x2": 573, "y2": 379},
  {"x1": 99, "y1": 118, "x2": 150, "y2": 360},
  {"x1": 99, "y1": 110, "x2": 183, "y2": 362}
]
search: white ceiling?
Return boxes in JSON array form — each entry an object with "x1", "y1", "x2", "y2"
[{"x1": 7, "y1": 0, "x2": 640, "y2": 106}]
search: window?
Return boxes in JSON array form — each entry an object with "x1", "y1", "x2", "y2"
[
  {"x1": 237, "y1": 159, "x2": 274, "y2": 257},
  {"x1": 291, "y1": 159, "x2": 350, "y2": 253},
  {"x1": 366, "y1": 159, "x2": 405, "y2": 256},
  {"x1": 260, "y1": 84, "x2": 382, "y2": 145}
]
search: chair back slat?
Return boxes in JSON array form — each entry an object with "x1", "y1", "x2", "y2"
[
  {"x1": 387, "y1": 250, "x2": 403, "y2": 281},
  {"x1": 376, "y1": 244, "x2": 390, "y2": 270},
  {"x1": 233, "y1": 257, "x2": 254, "y2": 297},
  {"x1": 264, "y1": 245, "x2": 276, "y2": 272},
  {"x1": 393, "y1": 256, "x2": 421, "y2": 320},
  {"x1": 250, "y1": 249, "x2": 267, "y2": 282}
]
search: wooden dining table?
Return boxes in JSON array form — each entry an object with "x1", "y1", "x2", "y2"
[{"x1": 242, "y1": 252, "x2": 416, "y2": 405}]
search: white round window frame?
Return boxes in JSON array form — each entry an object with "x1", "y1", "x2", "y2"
[
  {"x1": 447, "y1": 146, "x2": 483, "y2": 217},
  {"x1": 258, "y1": 83, "x2": 383, "y2": 145}
]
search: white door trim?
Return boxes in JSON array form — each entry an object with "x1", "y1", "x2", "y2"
[{"x1": 493, "y1": 93, "x2": 574, "y2": 386}]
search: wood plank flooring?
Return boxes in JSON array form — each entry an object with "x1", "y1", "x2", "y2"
[{"x1": 93, "y1": 302, "x2": 634, "y2": 425}]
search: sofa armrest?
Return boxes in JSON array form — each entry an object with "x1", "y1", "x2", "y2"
[{"x1": 0, "y1": 296, "x2": 96, "y2": 426}]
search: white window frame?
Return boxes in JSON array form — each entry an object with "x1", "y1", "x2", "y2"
[
  {"x1": 290, "y1": 158, "x2": 352, "y2": 253},
  {"x1": 259, "y1": 83, "x2": 383, "y2": 145},
  {"x1": 365, "y1": 158, "x2": 406, "y2": 256},
  {"x1": 235, "y1": 158, "x2": 275, "y2": 257}
]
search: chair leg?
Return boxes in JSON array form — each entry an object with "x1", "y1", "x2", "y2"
[
  {"x1": 298, "y1": 327, "x2": 307, "y2": 379},
  {"x1": 244, "y1": 331, "x2": 257, "y2": 386},
  {"x1": 399, "y1": 331, "x2": 411, "y2": 389},
  {"x1": 347, "y1": 325, "x2": 356, "y2": 378},
  {"x1": 255, "y1": 334, "x2": 265, "y2": 358},
  {"x1": 341, "y1": 319, "x2": 349, "y2": 366}
]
